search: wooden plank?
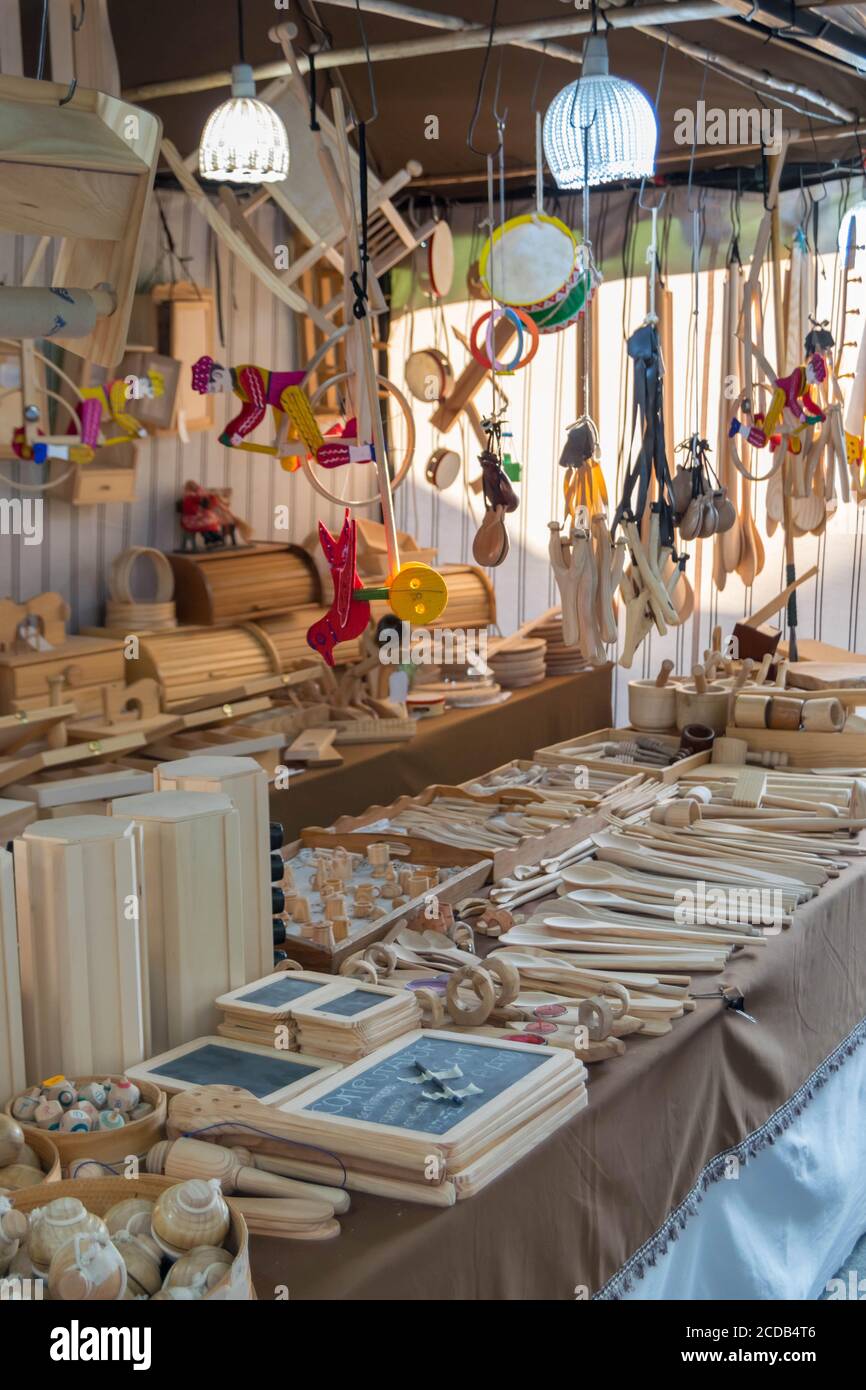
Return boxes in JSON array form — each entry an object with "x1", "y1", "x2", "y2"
[
  {"x1": 0, "y1": 2, "x2": 23, "y2": 76},
  {"x1": 49, "y1": 0, "x2": 75, "y2": 84}
]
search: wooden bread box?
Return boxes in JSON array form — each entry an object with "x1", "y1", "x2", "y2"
[{"x1": 168, "y1": 542, "x2": 320, "y2": 625}]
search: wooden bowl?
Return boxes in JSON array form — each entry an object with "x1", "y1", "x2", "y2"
[
  {"x1": 5, "y1": 1077, "x2": 166, "y2": 1179},
  {"x1": 0, "y1": 1127, "x2": 61, "y2": 1193},
  {"x1": 11, "y1": 1175, "x2": 252, "y2": 1300},
  {"x1": 628, "y1": 678, "x2": 678, "y2": 732}
]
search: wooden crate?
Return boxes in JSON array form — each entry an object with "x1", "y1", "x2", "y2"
[
  {"x1": 533, "y1": 728, "x2": 711, "y2": 781},
  {"x1": 111, "y1": 790, "x2": 245, "y2": 1054},
  {"x1": 14, "y1": 816, "x2": 147, "y2": 1078},
  {"x1": 301, "y1": 784, "x2": 607, "y2": 884},
  {"x1": 154, "y1": 755, "x2": 274, "y2": 986},
  {"x1": 0, "y1": 845, "x2": 26, "y2": 1105},
  {"x1": 169, "y1": 543, "x2": 320, "y2": 626},
  {"x1": 279, "y1": 838, "x2": 490, "y2": 973}
]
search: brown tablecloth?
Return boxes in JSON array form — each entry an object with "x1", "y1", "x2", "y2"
[
  {"x1": 248, "y1": 842, "x2": 866, "y2": 1301},
  {"x1": 269, "y1": 667, "x2": 613, "y2": 840}
]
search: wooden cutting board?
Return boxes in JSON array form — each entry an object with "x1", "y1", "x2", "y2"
[{"x1": 787, "y1": 662, "x2": 866, "y2": 690}]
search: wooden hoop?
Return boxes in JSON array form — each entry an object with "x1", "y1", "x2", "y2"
[
  {"x1": 301, "y1": 372, "x2": 416, "y2": 509},
  {"x1": 109, "y1": 547, "x2": 175, "y2": 605}
]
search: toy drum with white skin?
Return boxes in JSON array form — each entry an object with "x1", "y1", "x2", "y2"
[
  {"x1": 479, "y1": 213, "x2": 578, "y2": 313},
  {"x1": 416, "y1": 221, "x2": 455, "y2": 300},
  {"x1": 405, "y1": 348, "x2": 453, "y2": 405}
]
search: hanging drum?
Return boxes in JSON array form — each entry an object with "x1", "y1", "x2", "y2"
[
  {"x1": 418, "y1": 221, "x2": 455, "y2": 300},
  {"x1": 425, "y1": 447, "x2": 461, "y2": 491},
  {"x1": 479, "y1": 213, "x2": 577, "y2": 314},
  {"x1": 526, "y1": 264, "x2": 595, "y2": 335},
  {"x1": 405, "y1": 347, "x2": 454, "y2": 404}
]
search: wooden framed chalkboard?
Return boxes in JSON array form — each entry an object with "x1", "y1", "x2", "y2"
[
  {"x1": 290, "y1": 980, "x2": 409, "y2": 1025},
  {"x1": 216, "y1": 970, "x2": 336, "y2": 1018},
  {"x1": 128, "y1": 1035, "x2": 340, "y2": 1103},
  {"x1": 281, "y1": 1030, "x2": 567, "y2": 1140}
]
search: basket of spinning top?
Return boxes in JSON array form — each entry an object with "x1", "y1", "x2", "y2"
[{"x1": 5, "y1": 1076, "x2": 166, "y2": 1178}]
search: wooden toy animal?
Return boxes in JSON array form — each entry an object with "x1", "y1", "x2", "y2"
[{"x1": 306, "y1": 510, "x2": 371, "y2": 666}]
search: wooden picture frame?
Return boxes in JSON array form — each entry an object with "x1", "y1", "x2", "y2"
[{"x1": 127, "y1": 1035, "x2": 340, "y2": 1103}]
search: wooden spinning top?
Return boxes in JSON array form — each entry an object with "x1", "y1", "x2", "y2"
[{"x1": 151, "y1": 1178, "x2": 230, "y2": 1256}]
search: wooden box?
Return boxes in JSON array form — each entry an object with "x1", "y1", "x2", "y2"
[
  {"x1": 53, "y1": 441, "x2": 139, "y2": 506},
  {"x1": 724, "y1": 724, "x2": 866, "y2": 768},
  {"x1": 2, "y1": 760, "x2": 153, "y2": 811},
  {"x1": 112, "y1": 790, "x2": 245, "y2": 1054},
  {"x1": 154, "y1": 756, "x2": 273, "y2": 986},
  {"x1": 0, "y1": 634, "x2": 126, "y2": 715},
  {"x1": 13, "y1": 816, "x2": 147, "y2": 1079},
  {"x1": 0, "y1": 846, "x2": 26, "y2": 1105},
  {"x1": 277, "y1": 839, "x2": 491, "y2": 973},
  {"x1": 533, "y1": 728, "x2": 711, "y2": 782},
  {"x1": 149, "y1": 283, "x2": 216, "y2": 434},
  {"x1": 169, "y1": 543, "x2": 320, "y2": 626}
]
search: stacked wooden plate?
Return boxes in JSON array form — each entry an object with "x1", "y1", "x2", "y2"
[
  {"x1": 489, "y1": 638, "x2": 547, "y2": 689},
  {"x1": 534, "y1": 618, "x2": 587, "y2": 676},
  {"x1": 275, "y1": 1030, "x2": 588, "y2": 1204}
]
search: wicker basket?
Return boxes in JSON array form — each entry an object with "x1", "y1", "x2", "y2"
[
  {"x1": 11, "y1": 1174, "x2": 253, "y2": 1300},
  {"x1": 5, "y1": 1078, "x2": 166, "y2": 1178},
  {"x1": 0, "y1": 1127, "x2": 61, "y2": 1192}
]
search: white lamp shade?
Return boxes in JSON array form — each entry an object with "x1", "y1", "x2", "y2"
[
  {"x1": 544, "y1": 34, "x2": 657, "y2": 189},
  {"x1": 199, "y1": 64, "x2": 290, "y2": 184}
]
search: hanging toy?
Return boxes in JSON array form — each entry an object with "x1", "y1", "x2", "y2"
[
  {"x1": 671, "y1": 435, "x2": 736, "y2": 541},
  {"x1": 306, "y1": 510, "x2": 371, "y2": 666},
  {"x1": 728, "y1": 351, "x2": 827, "y2": 452},
  {"x1": 469, "y1": 306, "x2": 539, "y2": 374},
  {"x1": 77, "y1": 370, "x2": 165, "y2": 447},
  {"x1": 191, "y1": 356, "x2": 376, "y2": 472}
]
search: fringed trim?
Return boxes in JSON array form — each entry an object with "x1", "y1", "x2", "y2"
[{"x1": 594, "y1": 1013, "x2": 866, "y2": 1301}]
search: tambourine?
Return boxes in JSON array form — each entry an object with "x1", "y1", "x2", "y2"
[
  {"x1": 425, "y1": 447, "x2": 461, "y2": 491},
  {"x1": 425, "y1": 221, "x2": 454, "y2": 299},
  {"x1": 405, "y1": 347, "x2": 453, "y2": 404},
  {"x1": 470, "y1": 307, "x2": 539, "y2": 374}
]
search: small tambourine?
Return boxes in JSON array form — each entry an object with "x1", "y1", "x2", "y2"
[{"x1": 425, "y1": 447, "x2": 461, "y2": 491}]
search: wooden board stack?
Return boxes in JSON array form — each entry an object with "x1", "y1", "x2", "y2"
[
  {"x1": 216, "y1": 971, "x2": 421, "y2": 1061},
  {"x1": 533, "y1": 615, "x2": 589, "y2": 676},
  {"x1": 169, "y1": 1031, "x2": 587, "y2": 1205},
  {"x1": 128, "y1": 1034, "x2": 340, "y2": 1103}
]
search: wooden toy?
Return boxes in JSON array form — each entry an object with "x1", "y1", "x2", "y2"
[
  {"x1": 154, "y1": 757, "x2": 273, "y2": 986},
  {"x1": 0, "y1": 593, "x2": 126, "y2": 716},
  {"x1": 49, "y1": 1229, "x2": 127, "y2": 1301},
  {"x1": 127, "y1": 1036, "x2": 340, "y2": 1105},
  {"x1": 10, "y1": 1174, "x2": 252, "y2": 1299},
  {"x1": 151, "y1": 1178, "x2": 230, "y2": 1258},
  {"x1": 104, "y1": 547, "x2": 177, "y2": 633},
  {"x1": 13, "y1": 817, "x2": 146, "y2": 1079},
  {"x1": 28, "y1": 1195, "x2": 107, "y2": 1275},
  {"x1": 111, "y1": 1228, "x2": 162, "y2": 1297},
  {"x1": 111, "y1": 791, "x2": 245, "y2": 1052},
  {"x1": 104, "y1": 1197, "x2": 155, "y2": 1238},
  {"x1": 163, "y1": 1244, "x2": 232, "y2": 1293}
]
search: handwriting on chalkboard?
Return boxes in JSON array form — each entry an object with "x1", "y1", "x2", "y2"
[{"x1": 302, "y1": 1036, "x2": 547, "y2": 1135}]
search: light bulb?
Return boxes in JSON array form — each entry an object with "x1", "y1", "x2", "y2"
[
  {"x1": 544, "y1": 34, "x2": 657, "y2": 189},
  {"x1": 199, "y1": 64, "x2": 289, "y2": 184}
]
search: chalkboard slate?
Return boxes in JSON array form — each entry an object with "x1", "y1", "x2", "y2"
[
  {"x1": 312, "y1": 989, "x2": 382, "y2": 1018},
  {"x1": 236, "y1": 977, "x2": 322, "y2": 1009},
  {"x1": 303, "y1": 1035, "x2": 547, "y2": 1135},
  {"x1": 150, "y1": 1043, "x2": 320, "y2": 1098}
]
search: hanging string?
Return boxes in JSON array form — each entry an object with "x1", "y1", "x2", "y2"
[
  {"x1": 236, "y1": 0, "x2": 246, "y2": 65},
  {"x1": 36, "y1": 0, "x2": 49, "y2": 80},
  {"x1": 467, "y1": 0, "x2": 502, "y2": 157},
  {"x1": 353, "y1": 0, "x2": 379, "y2": 125}
]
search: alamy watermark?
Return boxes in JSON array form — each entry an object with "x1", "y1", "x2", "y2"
[
  {"x1": 378, "y1": 621, "x2": 488, "y2": 667},
  {"x1": 673, "y1": 100, "x2": 782, "y2": 156},
  {"x1": 674, "y1": 883, "x2": 784, "y2": 934},
  {"x1": 0, "y1": 497, "x2": 43, "y2": 546}
]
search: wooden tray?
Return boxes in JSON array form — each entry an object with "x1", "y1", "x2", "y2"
[
  {"x1": 280, "y1": 838, "x2": 490, "y2": 972},
  {"x1": 724, "y1": 724, "x2": 866, "y2": 767},
  {"x1": 534, "y1": 728, "x2": 710, "y2": 782}
]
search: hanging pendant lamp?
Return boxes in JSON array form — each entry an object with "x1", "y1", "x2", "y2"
[
  {"x1": 199, "y1": 0, "x2": 289, "y2": 184},
  {"x1": 543, "y1": 31, "x2": 657, "y2": 189}
]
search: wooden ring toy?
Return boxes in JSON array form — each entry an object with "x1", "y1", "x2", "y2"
[
  {"x1": 108, "y1": 547, "x2": 175, "y2": 605},
  {"x1": 484, "y1": 956, "x2": 520, "y2": 1009},
  {"x1": 445, "y1": 965, "x2": 496, "y2": 1027},
  {"x1": 414, "y1": 987, "x2": 446, "y2": 1028},
  {"x1": 448, "y1": 920, "x2": 475, "y2": 952},
  {"x1": 339, "y1": 954, "x2": 379, "y2": 984},
  {"x1": 365, "y1": 942, "x2": 398, "y2": 977},
  {"x1": 301, "y1": 371, "x2": 416, "y2": 509}
]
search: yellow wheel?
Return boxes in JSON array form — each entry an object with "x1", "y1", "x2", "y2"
[{"x1": 388, "y1": 563, "x2": 448, "y2": 624}]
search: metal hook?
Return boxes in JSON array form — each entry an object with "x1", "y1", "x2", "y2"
[
  {"x1": 59, "y1": 78, "x2": 77, "y2": 107},
  {"x1": 72, "y1": 0, "x2": 85, "y2": 31}
]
